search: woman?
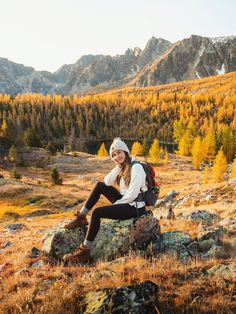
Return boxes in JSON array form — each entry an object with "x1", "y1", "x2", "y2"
[{"x1": 63, "y1": 138, "x2": 147, "y2": 264}]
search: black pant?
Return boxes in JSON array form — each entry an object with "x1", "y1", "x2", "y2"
[{"x1": 84, "y1": 181, "x2": 145, "y2": 241}]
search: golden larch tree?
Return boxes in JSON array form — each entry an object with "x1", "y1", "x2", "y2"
[
  {"x1": 191, "y1": 136, "x2": 203, "y2": 169},
  {"x1": 149, "y1": 138, "x2": 160, "y2": 163},
  {"x1": 202, "y1": 131, "x2": 216, "y2": 163},
  {"x1": 203, "y1": 165, "x2": 211, "y2": 184},
  {"x1": 131, "y1": 141, "x2": 142, "y2": 156},
  {"x1": 212, "y1": 148, "x2": 228, "y2": 182},
  {"x1": 97, "y1": 143, "x2": 109, "y2": 157},
  {"x1": 177, "y1": 130, "x2": 194, "y2": 156}
]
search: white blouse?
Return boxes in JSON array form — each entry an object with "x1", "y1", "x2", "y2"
[{"x1": 104, "y1": 157, "x2": 147, "y2": 208}]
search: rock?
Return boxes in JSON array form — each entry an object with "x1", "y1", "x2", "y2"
[
  {"x1": 81, "y1": 269, "x2": 116, "y2": 284},
  {"x1": 5, "y1": 223, "x2": 28, "y2": 232},
  {"x1": 27, "y1": 210, "x2": 52, "y2": 217},
  {"x1": 155, "y1": 190, "x2": 178, "y2": 206},
  {"x1": 42, "y1": 221, "x2": 86, "y2": 260},
  {"x1": 198, "y1": 238, "x2": 215, "y2": 253},
  {"x1": 187, "y1": 210, "x2": 219, "y2": 225},
  {"x1": 167, "y1": 206, "x2": 175, "y2": 220},
  {"x1": 197, "y1": 226, "x2": 227, "y2": 242},
  {"x1": 218, "y1": 217, "x2": 236, "y2": 235},
  {"x1": 153, "y1": 231, "x2": 192, "y2": 261},
  {"x1": 31, "y1": 260, "x2": 45, "y2": 268},
  {"x1": 17, "y1": 147, "x2": 50, "y2": 167},
  {"x1": 186, "y1": 241, "x2": 199, "y2": 256},
  {"x1": 42, "y1": 216, "x2": 160, "y2": 262},
  {"x1": 201, "y1": 244, "x2": 224, "y2": 259},
  {"x1": 160, "y1": 231, "x2": 192, "y2": 249},
  {"x1": 207, "y1": 263, "x2": 236, "y2": 282},
  {"x1": 0, "y1": 241, "x2": 13, "y2": 250},
  {"x1": 30, "y1": 247, "x2": 41, "y2": 258},
  {"x1": 82, "y1": 280, "x2": 158, "y2": 314}
]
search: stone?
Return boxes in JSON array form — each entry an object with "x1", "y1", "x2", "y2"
[
  {"x1": 218, "y1": 217, "x2": 236, "y2": 235},
  {"x1": 207, "y1": 263, "x2": 236, "y2": 282},
  {"x1": 153, "y1": 231, "x2": 192, "y2": 261},
  {"x1": 201, "y1": 245, "x2": 223, "y2": 259},
  {"x1": 82, "y1": 280, "x2": 158, "y2": 314},
  {"x1": 42, "y1": 216, "x2": 160, "y2": 262},
  {"x1": 5, "y1": 223, "x2": 27, "y2": 232},
  {"x1": 186, "y1": 241, "x2": 199, "y2": 256},
  {"x1": 197, "y1": 226, "x2": 227, "y2": 242},
  {"x1": 30, "y1": 247, "x2": 41, "y2": 258},
  {"x1": 198, "y1": 238, "x2": 215, "y2": 253},
  {"x1": 31, "y1": 260, "x2": 45, "y2": 268},
  {"x1": 187, "y1": 210, "x2": 219, "y2": 225},
  {"x1": 155, "y1": 190, "x2": 178, "y2": 206},
  {"x1": 42, "y1": 221, "x2": 86, "y2": 260}
]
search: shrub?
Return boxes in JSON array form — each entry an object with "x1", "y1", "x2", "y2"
[
  {"x1": 50, "y1": 167, "x2": 63, "y2": 185},
  {"x1": 10, "y1": 167, "x2": 22, "y2": 180}
]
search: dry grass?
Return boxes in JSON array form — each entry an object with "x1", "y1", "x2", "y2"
[{"x1": 0, "y1": 154, "x2": 235, "y2": 313}]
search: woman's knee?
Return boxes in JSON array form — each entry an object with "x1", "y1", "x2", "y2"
[
  {"x1": 94, "y1": 181, "x2": 106, "y2": 190},
  {"x1": 91, "y1": 206, "x2": 102, "y2": 218}
]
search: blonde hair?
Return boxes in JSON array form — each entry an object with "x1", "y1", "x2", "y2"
[{"x1": 116, "y1": 152, "x2": 132, "y2": 188}]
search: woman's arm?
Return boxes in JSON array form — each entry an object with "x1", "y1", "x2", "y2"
[
  {"x1": 104, "y1": 165, "x2": 120, "y2": 186},
  {"x1": 113, "y1": 164, "x2": 144, "y2": 204}
]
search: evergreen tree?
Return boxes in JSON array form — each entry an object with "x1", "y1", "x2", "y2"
[
  {"x1": 97, "y1": 143, "x2": 109, "y2": 157},
  {"x1": 23, "y1": 128, "x2": 41, "y2": 147},
  {"x1": 191, "y1": 136, "x2": 203, "y2": 169},
  {"x1": 131, "y1": 141, "x2": 142, "y2": 156},
  {"x1": 212, "y1": 148, "x2": 228, "y2": 183},
  {"x1": 149, "y1": 138, "x2": 160, "y2": 163},
  {"x1": 9, "y1": 145, "x2": 17, "y2": 165},
  {"x1": 51, "y1": 167, "x2": 63, "y2": 185},
  {"x1": 141, "y1": 139, "x2": 149, "y2": 156},
  {"x1": 221, "y1": 125, "x2": 235, "y2": 162}
]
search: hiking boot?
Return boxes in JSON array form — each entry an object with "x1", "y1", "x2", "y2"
[
  {"x1": 64, "y1": 213, "x2": 88, "y2": 229},
  {"x1": 63, "y1": 245, "x2": 91, "y2": 265}
]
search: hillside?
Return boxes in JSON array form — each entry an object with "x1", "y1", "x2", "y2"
[
  {"x1": 0, "y1": 152, "x2": 235, "y2": 313},
  {"x1": 0, "y1": 71, "x2": 236, "y2": 156}
]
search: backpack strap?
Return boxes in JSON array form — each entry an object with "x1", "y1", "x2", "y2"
[{"x1": 131, "y1": 160, "x2": 145, "y2": 210}]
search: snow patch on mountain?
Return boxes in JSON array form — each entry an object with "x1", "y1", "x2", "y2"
[{"x1": 216, "y1": 63, "x2": 226, "y2": 75}]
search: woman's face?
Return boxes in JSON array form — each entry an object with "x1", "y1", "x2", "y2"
[{"x1": 111, "y1": 150, "x2": 126, "y2": 165}]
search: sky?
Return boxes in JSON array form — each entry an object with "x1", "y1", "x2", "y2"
[{"x1": 0, "y1": 0, "x2": 235, "y2": 73}]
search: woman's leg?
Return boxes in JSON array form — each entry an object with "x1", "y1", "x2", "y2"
[
  {"x1": 84, "y1": 181, "x2": 122, "y2": 210},
  {"x1": 65, "y1": 182, "x2": 122, "y2": 229},
  {"x1": 85, "y1": 204, "x2": 145, "y2": 242}
]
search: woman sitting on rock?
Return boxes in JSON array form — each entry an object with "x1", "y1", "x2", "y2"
[{"x1": 63, "y1": 138, "x2": 148, "y2": 264}]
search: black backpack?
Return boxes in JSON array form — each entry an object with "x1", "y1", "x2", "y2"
[{"x1": 131, "y1": 160, "x2": 160, "y2": 206}]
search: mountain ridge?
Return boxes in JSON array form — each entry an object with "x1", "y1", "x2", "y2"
[{"x1": 0, "y1": 34, "x2": 235, "y2": 95}]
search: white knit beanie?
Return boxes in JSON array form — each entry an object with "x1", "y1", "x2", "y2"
[{"x1": 109, "y1": 138, "x2": 130, "y2": 158}]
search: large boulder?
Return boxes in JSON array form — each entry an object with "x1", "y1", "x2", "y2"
[
  {"x1": 42, "y1": 216, "x2": 160, "y2": 262},
  {"x1": 82, "y1": 280, "x2": 158, "y2": 314},
  {"x1": 153, "y1": 231, "x2": 192, "y2": 262},
  {"x1": 17, "y1": 147, "x2": 50, "y2": 166},
  {"x1": 186, "y1": 210, "x2": 219, "y2": 225},
  {"x1": 207, "y1": 263, "x2": 236, "y2": 282}
]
